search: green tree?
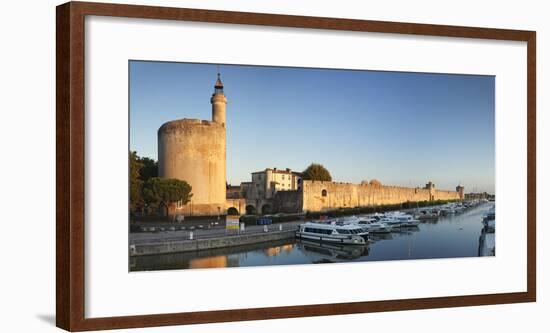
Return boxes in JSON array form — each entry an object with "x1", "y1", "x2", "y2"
[
  {"x1": 302, "y1": 163, "x2": 332, "y2": 181},
  {"x1": 142, "y1": 177, "x2": 193, "y2": 216},
  {"x1": 129, "y1": 151, "x2": 144, "y2": 212},
  {"x1": 138, "y1": 156, "x2": 158, "y2": 181}
]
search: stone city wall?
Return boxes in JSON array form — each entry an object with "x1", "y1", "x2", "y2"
[
  {"x1": 273, "y1": 190, "x2": 303, "y2": 213},
  {"x1": 301, "y1": 180, "x2": 461, "y2": 213}
]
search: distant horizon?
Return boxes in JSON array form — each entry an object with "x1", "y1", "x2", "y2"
[{"x1": 130, "y1": 61, "x2": 495, "y2": 194}]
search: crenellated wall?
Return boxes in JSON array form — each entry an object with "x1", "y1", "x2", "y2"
[{"x1": 300, "y1": 180, "x2": 461, "y2": 213}]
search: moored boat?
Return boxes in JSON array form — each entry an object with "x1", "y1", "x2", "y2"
[
  {"x1": 379, "y1": 212, "x2": 420, "y2": 228},
  {"x1": 394, "y1": 215, "x2": 421, "y2": 227},
  {"x1": 296, "y1": 222, "x2": 367, "y2": 245},
  {"x1": 341, "y1": 216, "x2": 392, "y2": 233},
  {"x1": 415, "y1": 209, "x2": 439, "y2": 221},
  {"x1": 482, "y1": 208, "x2": 495, "y2": 223}
]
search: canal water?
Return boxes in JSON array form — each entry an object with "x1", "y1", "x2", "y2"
[{"x1": 130, "y1": 202, "x2": 495, "y2": 271}]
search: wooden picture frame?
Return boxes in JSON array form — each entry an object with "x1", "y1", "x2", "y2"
[{"x1": 56, "y1": 1, "x2": 536, "y2": 331}]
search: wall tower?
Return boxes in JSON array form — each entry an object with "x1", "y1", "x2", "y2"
[
  {"x1": 425, "y1": 181, "x2": 436, "y2": 201},
  {"x1": 211, "y1": 72, "x2": 227, "y2": 126},
  {"x1": 456, "y1": 185, "x2": 465, "y2": 200}
]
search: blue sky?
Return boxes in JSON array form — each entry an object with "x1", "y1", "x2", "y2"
[{"x1": 129, "y1": 61, "x2": 495, "y2": 194}]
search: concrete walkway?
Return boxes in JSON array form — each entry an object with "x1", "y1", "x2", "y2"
[{"x1": 130, "y1": 221, "x2": 302, "y2": 245}]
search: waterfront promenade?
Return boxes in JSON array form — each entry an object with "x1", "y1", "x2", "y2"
[
  {"x1": 131, "y1": 221, "x2": 301, "y2": 244},
  {"x1": 130, "y1": 221, "x2": 301, "y2": 256}
]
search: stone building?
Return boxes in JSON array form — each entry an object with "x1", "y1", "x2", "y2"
[
  {"x1": 242, "y1": 168, "x2": 302, "y2": 214},
  {"x1": 248, "y1": 168, "x2": 302, "y2": 197},
  {"x1": 157, "y1": 73, "x2": 227, "y2": 217}
]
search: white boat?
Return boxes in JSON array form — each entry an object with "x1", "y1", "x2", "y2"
[
  {"x1": 379, "y1": 212, "x2": 420, "y2": 228},
  {"x1": 415, "y1": 209, "x2": 439, "y2": 221},
  {"x1": 341, "y1": 216, "x2": 392, "y2": 233},
  {"x1": 482, "y1": 209, "x2": 495, "y2": 223},
  {"x1": 478, "y1": 225, "x2": 495, "y2": 256},
  {"x1": 330, "y1": 219, "x2": 370, "y2": 238},
  {"x1": 482, "y1": 208, "x2": 495, "y2": 231},
  {"x1": 439, "y1": 208, "x2": 455, "y2": 216},
  {"x1": 370, "y1": 213, "x2": 401, "y2": 228},
  {"x1": 483, "y1": 219, "x2": 495, "y2": 230},
  {"x1": 296, "y1": 222, "x2": 367, "y2": 245},
  {"x1": 377, "y1": 217, "x2": 403, "y2": 228},
  {"x1": 395, "y1": 215, "x2": 420, "y2": 227}
]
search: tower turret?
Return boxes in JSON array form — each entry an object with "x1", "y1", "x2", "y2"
[
  {"x1": 456, "y1": 185, "x2": 465, "y2": 200},
  {"x1": 425, "y1": 181, "x2": 436, "y2": 201},
  {"x1": 211, "y1": 72, "x2": 227, "y2": 126}
]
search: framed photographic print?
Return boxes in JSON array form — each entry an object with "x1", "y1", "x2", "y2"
[{"x1": 56, "y1": 1, "x2": 536, "y2": 331}]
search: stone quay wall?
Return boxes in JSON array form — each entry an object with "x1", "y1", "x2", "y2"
[{"x1": 130, "y1": 230, "x2": 296, "y2": 256}]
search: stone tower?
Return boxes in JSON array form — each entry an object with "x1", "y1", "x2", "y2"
[
  {"x1": 425, "y1": 181, "x2": 436, "y2": 201},
  {"x1": 211, "y1": 73, "x2": 227, "y2": 127},
  {"x1": 456, "y1": 185, "x2": 465, "y2": 200},
  {"x1": 157, "y1": 73, "x2": 227, "y2": 217}
]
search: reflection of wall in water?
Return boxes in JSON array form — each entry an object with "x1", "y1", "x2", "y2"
[{"x1": 263, "y1": 244, "x2": 294, "y2": 257}]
